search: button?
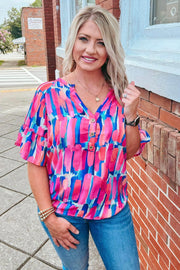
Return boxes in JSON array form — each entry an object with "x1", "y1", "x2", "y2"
[
  {"x1": 88, "y1": 142, "x2": 95, "y2": 151},
  {"x1": 90, "y1": 132, "x2": 95, "y2": 137},
  {"x1": 91, "y1": 118, "x2": 96, "y2": 123}
]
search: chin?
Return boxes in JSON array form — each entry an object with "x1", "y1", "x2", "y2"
[{"x1": 77, "y1": 63, "x2": 101, "y2": 72}]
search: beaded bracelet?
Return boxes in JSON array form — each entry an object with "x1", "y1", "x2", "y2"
[{"x1": 38, "y1": 206, "x2": 55, "y2": 221}]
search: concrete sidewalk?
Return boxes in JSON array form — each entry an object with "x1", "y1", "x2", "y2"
[
  {"x1": 0, "y1": 51, "x2": 24, "y2": 68},
  {"x1": 0, "y1": 61, "x2": 105, "y2": 269}
]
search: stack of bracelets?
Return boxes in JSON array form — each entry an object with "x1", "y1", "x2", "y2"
[{"x1": 38, "y1": 206, "x2": 55, "y2": 221}]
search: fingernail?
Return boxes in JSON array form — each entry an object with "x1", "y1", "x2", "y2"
[{"x1": 76, "y1": 230, "x2": 79, "y2": 234}]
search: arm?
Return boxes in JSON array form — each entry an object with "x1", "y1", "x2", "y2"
[
  {"x1": 27, "y1": 162, "x2": 79, "y2": 250},
  {"x1": 125, "y1": 125, "x2": 140, "y2": 159},
  {"x1": 122, "y1": 82, "x2": 141, "y2": 159}
]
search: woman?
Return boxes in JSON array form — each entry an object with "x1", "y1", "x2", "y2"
[{"x1": 16, "y1": 5, "x2": 150, "y2": 270}]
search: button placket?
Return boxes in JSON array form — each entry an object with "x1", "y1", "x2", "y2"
[
  {"x1": 91, "y1": 118, "x2": 96, "y2": 123},
  {"x1": 89, "y1": 118, "x2": 96, "y2": 137},
  {"x1": 89, "y1": 145, "x2": 94, "y2": 151},
  {"x1": 88, "y1": 118, "x2": 97, "y2": 151}
]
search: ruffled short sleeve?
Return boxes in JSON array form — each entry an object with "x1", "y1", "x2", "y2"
[
  {"x1": 134, "y1": 128, "x2": 150, "y2": 156},
  {"x1": 15, "y1": 87, "x2": 48, "y2": 166}
]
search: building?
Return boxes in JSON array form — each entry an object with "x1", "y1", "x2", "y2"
[
  {"x1": 42, "y1": 1, "x2": 180, "y2": 269},
  {"x1": 21, "y1": 7, "x2": 46, "y2": 66}
]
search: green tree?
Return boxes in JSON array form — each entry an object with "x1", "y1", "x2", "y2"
[
  {"x1": 6, "y1": 7, "x2": 22, "y2": 39},
  {"x1": 0, "y1": 29, "x2": 14, "y2": 54},
  {"x1": 30, "y1": 0, "x2": 42, "y2": 7},
  {"x1": 0, "y1": 0, "x2": 42, "y2": 40}
]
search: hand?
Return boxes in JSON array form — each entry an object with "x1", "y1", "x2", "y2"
[
  {"x1": 122, "y1": 81, "x2": 140, "y2": 121},
  {"x1": 44, "y1": 214, "x2": 80, "y2": 250}
]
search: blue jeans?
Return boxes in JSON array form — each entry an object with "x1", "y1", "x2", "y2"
[{"x1": 40, "y1": 203, "x2": 140, "y2": 270}]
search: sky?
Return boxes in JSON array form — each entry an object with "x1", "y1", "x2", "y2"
[{"x1": 0, "y1": 0, "x2": 34, "y2": 25}]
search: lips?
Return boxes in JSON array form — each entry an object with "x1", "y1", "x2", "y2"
[{"x1": 82, "y1": 56, "x2": 97, "y2": 63}]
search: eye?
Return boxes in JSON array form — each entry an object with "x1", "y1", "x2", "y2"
[
  {"x1": 97, "y1": 41, "x2": 105, "y2": 46},
  {"x1": 78, "y1": 36, "x2": 88, "y2": 42}
]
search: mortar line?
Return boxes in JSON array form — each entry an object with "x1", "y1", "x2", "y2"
[
  {"x1": 0, "y1": 238, "x2": 61, "y2": 270},
  {"x1": 0, "y1": 184, "x2": 31, "y2": 197},
  {"x1": 0, "y1": 194, "x2": 33, "y2": 217},
  {"x1": 0, "y1": 145, "x2": 18, "y2": 155},
  {"x1": 0, "y1": 163, "x2": 25, "y2": 179}
]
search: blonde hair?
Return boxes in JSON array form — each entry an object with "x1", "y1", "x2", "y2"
[{"x1": 63, "y1": 5, "x2": 128, "y2": 101}]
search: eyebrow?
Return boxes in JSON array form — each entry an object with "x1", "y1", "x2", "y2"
[{"x1": 78, "y1": 33, "x2": 103, "y2": 41}]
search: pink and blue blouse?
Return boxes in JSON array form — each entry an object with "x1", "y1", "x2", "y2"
[{"x1": 15, "y1": 78, "x2": 150, "y2": 220}]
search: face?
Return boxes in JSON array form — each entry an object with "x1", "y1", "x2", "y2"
[{"x1": 72, "y1": 20, "x2": 108, "y2": 73}]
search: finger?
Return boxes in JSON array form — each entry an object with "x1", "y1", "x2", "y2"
[
  {"x1": 128, "y1": 87, "x2": 140, "y2": 97},
  {"x1": 68, "y1": 223, "x2": 79, "y2": 235},
  {"x1": 122, "y1": 97, "x2": 128, "y2": 104},
  {"x1": 53, "y1": 237, "x2": 60, "y2": 247},
  {"x1": 122, "y1": 92, "x2": 135, "y2": 101},
  {"x1": 130, "y1": 81, "x2": 135, "y2": 86},
  {"x1": 64, "y1": 239, "x2": 78, "y2": 249},
  {"x1": 122, "y1": 93, "x2": 131, "y2": 104},
  {"x1": 123, "y1": 91, "x2": 140, "y2": 102},
  {"x1": 122, "y1": 96, "x2": 139, "y2": 112},
  {"x1": 57, "y1": 239, "x2": 70, "y2": 250},
  {"x1": 68, "y1": 234, "x2": 80, "y2": 245},
  {"x1": 124, "y1": 86, "x2": 140, "y2": 96}
]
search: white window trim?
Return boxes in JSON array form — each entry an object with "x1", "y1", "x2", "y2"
[
  {"x1": 56, "y1": 0, "x2": 91, "y2": 61},
  {"x1": 120, "y1": 0, "x2": 180, "y2": 102},
  {"x1": 56, "y1": 0, "x2": 75, "y2": 62}
]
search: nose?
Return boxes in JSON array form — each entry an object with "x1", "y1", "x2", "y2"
[{"x1": 86, "y1": 41, "x2": 96, "y2": 54}]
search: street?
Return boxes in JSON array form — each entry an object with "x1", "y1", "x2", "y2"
[
  {"x1": 0, "y1": 52, "x2": 47, "y2": 90},
  {"x1": 0, "y1": 52, "x2": 105, "y2": 270},
  {"x1": 0, "y1": 66, "x2": 46, "y2": 90}
]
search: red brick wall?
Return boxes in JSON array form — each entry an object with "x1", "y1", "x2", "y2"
[
  {"x1": 96, "y1": 0, "x2": 120, "y2": 19},
  {"x1": 42, "y1": 0, "x2": 56, "y2": 80},
  {"x1": 56, "y1": 55, "x2": 63, "y2": 77},
  {"x1": 21, "y1": 7, "x2": 46, "y2": 66},
  {"x1": 52, "y1": 0, "x2": 61, "y2": 48},
  {"x1": 52, "y1": 0, "x2": 62, "y2": 76},
  {"x1": 127, "y1": 89, "x2": 180, "y2": 270}
]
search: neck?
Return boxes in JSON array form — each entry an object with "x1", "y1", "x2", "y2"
[
  {"x1": 72, "y1": 68, "x2": 108, "y2": 102},
  {"x1": 73, "y1": 68, "x2": 104, "y2": 85}
]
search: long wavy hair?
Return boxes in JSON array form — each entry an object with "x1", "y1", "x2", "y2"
[{"x1": 63, "y1": 5, "x2": 128, "y2": 101}]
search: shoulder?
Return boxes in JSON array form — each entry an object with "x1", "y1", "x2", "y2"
[
  {"x1": 37, "y1": 78, "x2": 71, "y2": 93},
  {"x1": 36, "y1": 79, "x2": 58, "y2": 93}
]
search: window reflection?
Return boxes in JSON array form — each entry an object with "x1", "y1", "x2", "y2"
[
  {"x1": 76, "y1": 0, "x2": 82, "y2": 13},
  {"x1": 151, "y1": 0, "x2": 180, "y2": 25},
  {"x1": 75, "y1": 0, "x2": 95, "y2": 13}
]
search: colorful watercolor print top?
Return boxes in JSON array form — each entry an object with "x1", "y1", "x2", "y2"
[{"x1": 16, "y1": 78, "x2": 150, "y2": 220}]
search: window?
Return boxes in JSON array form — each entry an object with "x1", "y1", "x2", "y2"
[
  {"x1": 120, "y1": 0, "x2": 180, "y2": 102},
  {"x1": 56, "y1": 0, "x2": 95, "y2": 78},
  {"x1": 151, "y1": 0, "x2": 180, "y2": 25},
  {"x1": 57, "y1": 0, "x2": 95, "y2": 51},
  {"x1": 76, "y1": 0, "x2": 96, "y2": 12},
  {"x1": 59, "y1": 0, "x2": 75, "y2": 48}
]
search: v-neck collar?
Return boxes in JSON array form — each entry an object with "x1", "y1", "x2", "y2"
[{"x1": 58, "y1": 78, "x2": 115, "y2": 117}]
